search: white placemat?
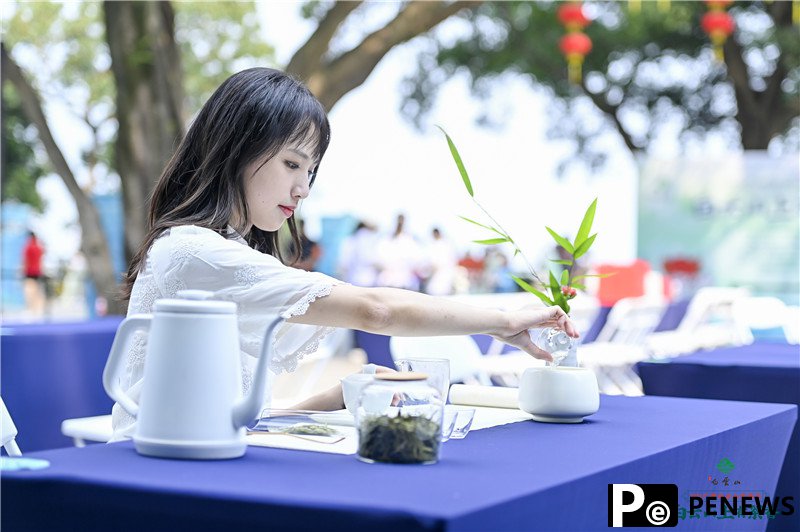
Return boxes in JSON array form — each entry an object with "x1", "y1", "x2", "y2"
[
  {"x1": 470, "y1": 406, "x2": 533, "y2": 431},
  {"x1": 246, "y1": 395, "x2": 532, "y2": 455}
]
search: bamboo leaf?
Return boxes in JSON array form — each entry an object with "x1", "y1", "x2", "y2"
[
  {"x1": 513, "y1": 248, "x2": 520, "y2": 257},
  {"x1": 560, "y1": 269, "x2": 569, "y2": 285},
  {"x1": 546, "y1": 226, "x2": 574, "y2": 254},
  {"x1": 511, "y1": 275, "x2": 553, "y2": 306},
  {"x1": 574, "y1": 198, "x2": 597, "y2": 249},
  {"x1": 458, "y1": 215, "x2": 504, "y2": 236},
  {"x1": 573, "y1": 233, "x2": 597, "y2": 259},
  {"x1": 571, "y1": 272, "x2": 617, "y2": 282},
  {"x1": 436, "y1": 125, "x2": 473, "y2": 197},
  {"x1": 571, "y1": 282, "x2": 586, "y2": 291},
  {"x1": 552, "y1": 291, "x2": 570, "y2": 314},
  {"x1": 549, "y1": 259, "x2": 574, "y2": 266},
  {"x1": 473, "y1": 237, "x2": 509, "y2": 245},
  {"x1": 549, "y1": 270, "x2": 561, "y2": 292}
]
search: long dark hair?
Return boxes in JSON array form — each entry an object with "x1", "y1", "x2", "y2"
[{"x1": 121, "y1": 68, "x2": 330, "y2": 301}]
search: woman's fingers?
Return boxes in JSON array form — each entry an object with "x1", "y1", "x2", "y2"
[
  {"x1": 543, "y1": 306, "x2": 580, "y2": 338},
  {"x1": 512, "y1": 330, "x2": 553, "y2": 362}
]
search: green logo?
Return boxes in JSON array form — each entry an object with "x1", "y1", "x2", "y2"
[{"x1": 716, "y1": 458, "x2": 735, "y2": 474}]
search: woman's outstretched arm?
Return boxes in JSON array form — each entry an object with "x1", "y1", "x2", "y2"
[{"x1": 287, "y1": 284, "x2": 578, "y2": 362}]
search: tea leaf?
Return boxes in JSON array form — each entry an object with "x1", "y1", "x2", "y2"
[
  {"x1": 574, "y1": 198, "x2": 597, "y2": 249},
  {"x1": 511, "y1": 275, "x2": 553, "y2": 306},
  {"x1": 546, "y1": 227, "x2": 574, "y2": 254},
  {"x1": 560, "y1": 270, "x2": 569, "y2": 285},
  {"x1": 473, "y1": 237, "x2": 509, "y2": 245},
  {"x1": 437, "y1": 126, "x2": 473, "y2": 197},
  {"x1": 573, "y1": 233, "x2": 597, "y2": 259},
  {"x1": 283, "y1": 423, "x2": 339, "y2": 436},
  {"x1": 359, "y1": 415, "x2": 440, "y2": 464}
]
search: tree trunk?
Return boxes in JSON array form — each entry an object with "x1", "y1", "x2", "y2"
[
  {"x1": 2, "y1": 43, "x2": 125, "y2": 315},
  {"x1": 104, "y1": 1, "x2": 185, "y2": 262},
  {"x1": 287, "y1": 1, "x2": 479, "y2": 111},
  {"x1": 724, "y1": 0, "x2": 797, "y2": 150}
]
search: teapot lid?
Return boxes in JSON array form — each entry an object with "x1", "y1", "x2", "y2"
[{"x1": 154, "y1": 290, "x2": 236, "y2": 314}]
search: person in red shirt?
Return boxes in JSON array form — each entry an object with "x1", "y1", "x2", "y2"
[{"x1": 22, "y1": 232, "x2": 46, "y2": 317}]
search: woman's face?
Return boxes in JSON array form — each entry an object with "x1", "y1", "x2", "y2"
[{"x1": 243, "y1": 139, "x2": 317, "y2": 232}]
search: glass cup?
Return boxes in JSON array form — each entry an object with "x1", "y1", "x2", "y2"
[
  {"x1": 395, "y1": 358, "x2": 450, "y2": 404},
  {"x1": 442, "y1": 405, "x2": 476, "y2": 440},
  {"x1": 342, "y1": 374, "x2": 387, "y2": 416}
]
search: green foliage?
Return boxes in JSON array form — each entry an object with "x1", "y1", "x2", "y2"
[
  {"x1": 2, "y1": 0, "x2": 276, "y2": 207},
  {"x1": 408, "y1": 1, "x2": 799, "y2": 168},
  {"x1": 175, "y1": 2, "x2": 275, "y2": 113},
  {"x1": 440, "y1": 127, "x2": 600, "y2": 314},
  {"x1": 1, "y1": 85, "x2": 47, "y2": 210}
]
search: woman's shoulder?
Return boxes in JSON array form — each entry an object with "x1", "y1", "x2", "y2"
[
  {"x1": 150, "y1": 224, "x2": 284, "y2": 268},
  {"x1": 156, "y1": 225, "x2": 246, "y2": 247}
]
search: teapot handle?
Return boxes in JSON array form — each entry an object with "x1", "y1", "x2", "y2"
[{"x1": 102, "y1": 315, "x2": 152, "y2": 418}]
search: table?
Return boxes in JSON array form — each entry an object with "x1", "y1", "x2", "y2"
[
  {"x1": 1, "y1": 317, "x2": 123, "y2": 451},
  {"x1": 638, "y1": 343, "x2": 800, "y2": 532},
  {"x1": 3, "y1": 395, "x2": 796, "y2": 531}
]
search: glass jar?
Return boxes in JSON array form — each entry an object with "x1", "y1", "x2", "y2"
[{"x1": 355, "y1": 372, "x2": 444, "y2": 465}]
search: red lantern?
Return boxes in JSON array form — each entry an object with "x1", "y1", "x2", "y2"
[
  {"x1": 559, "y1": 32, "x2": 593, "y2": 57},
  {"x1": 557, "y1": 2, "x2": 590, "y2": 31},
  {"x1": 704, "y1": 0, "x2": 733, "y2": 8},
  {"x1": 557, "y1": 2, "x2": 592, "y2": 84},
  {"x1": 559, "y1": 32, "x2": 593, "y2": 84},
  {"x1": 701, "y1": 8, "x2": 735, "y2": 61},
  {"x1": 701, "y1": 11, "x2": 735, "y2": 36}
]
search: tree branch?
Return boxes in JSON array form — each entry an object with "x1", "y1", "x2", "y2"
[
  {"x1": 2, "y1": 42, "x2": 122, "y2": 310},
  {"x1": 307, "y1": 0, "x2": 479, "y2": 110},
  {"x1": 286, "y1": 1, "x2": 363, "y2": 79},
  {"x1": 580, "y1": 84, "x2": 639, "y2": 153},
  {"x1": 2, "y1": 44, "x2": 88, "y2": 204}
]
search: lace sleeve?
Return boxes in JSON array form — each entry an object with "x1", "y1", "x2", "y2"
[{"x1": 152, "y1": 226, "x2": 346, "y2": 375}]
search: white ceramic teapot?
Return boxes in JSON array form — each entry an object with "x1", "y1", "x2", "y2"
[{"x1": 103, "y1": 290, "x2": 281, "y2": 459}]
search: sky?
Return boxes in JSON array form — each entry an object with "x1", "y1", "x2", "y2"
[
  {"x1": 20, "y1": 1, "x2": 747, "y2": 272},
  {"x1": 256, "y1": 1, "x2": 639, "y2": 269}
]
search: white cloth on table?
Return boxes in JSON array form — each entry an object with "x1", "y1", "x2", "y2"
[{"x1": 110, "y1": 225, "x2": 344, "y2": 441}]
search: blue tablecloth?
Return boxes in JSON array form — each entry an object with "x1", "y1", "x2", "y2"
[
  {"x1": 638, "y1": 343, "x2": 800, "y2": 532},
  {"x1": 3, "y1": 395, "x2": 796, "y2": 531},
  {"x1": 1, "y1": 317, "x2": 123, "y2": 451}
]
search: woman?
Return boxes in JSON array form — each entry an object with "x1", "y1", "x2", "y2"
[{"x1": 113, "y1": 68, "x2": 578, "y2": 439}]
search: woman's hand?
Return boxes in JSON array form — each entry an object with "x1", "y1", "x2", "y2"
[{"x1": 491, "y1": 305, "x2": 579, "y2": 362}]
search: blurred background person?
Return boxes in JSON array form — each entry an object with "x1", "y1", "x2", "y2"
[
  {"x1": 423, "y1": 227, "x2": 458, "y2": 296},
  {"x1": 484, "y1": 248, "x2": 517, "y2": 293},
  {"x1": 458, "y1": 251, "x2": 486, "y2": 293},
  {"x1": 290, "y1": 219, "x2": 322, "y2": 272},
  {"x1": 21, "y1": 231, "x2": 46, "y2": 318},
  {"x1": 337, "y1": 220, "x2": 379, "y2": 287},
  {"x1": 376, "y1": 213, "x2": 424, "y2": 291}
]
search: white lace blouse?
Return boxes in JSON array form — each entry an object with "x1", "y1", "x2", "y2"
[{"x1": 110, "y1": 225, "x2": 344, "y2": 440}]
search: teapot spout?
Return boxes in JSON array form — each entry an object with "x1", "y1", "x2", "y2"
[{"x1": 232, "y1": 316, "x2": 283, "y2": 428}]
